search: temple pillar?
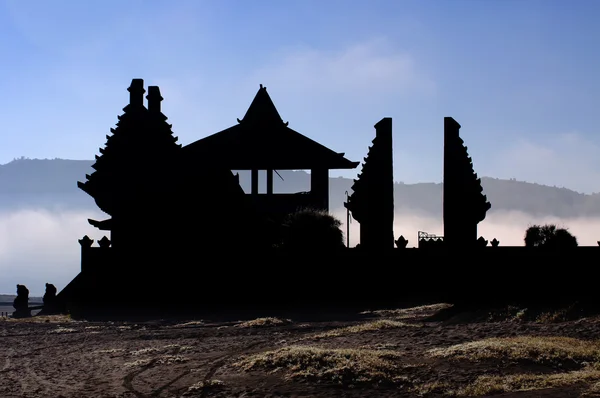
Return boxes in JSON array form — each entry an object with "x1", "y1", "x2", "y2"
[
  {"x1": 251, "y1": 169, "x2": 258, "y2": 195},
  {"x1": 310, "y1": 168, "x2": 329, "y2": 210},
  {"x1": 443, "y1": 117, "x2": 461, "y2": 247},
  {"x1": 267, "y1": 169, "x2": 273, "y2": 195}
]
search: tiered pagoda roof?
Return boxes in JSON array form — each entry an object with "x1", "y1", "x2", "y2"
[
  {"x1": 444, "y1": 117, "x2": 491, "y2": 224},
  {"x1": 452, "y1": 136, "x2": 491, "y2": 223},
  {"x1": 182, "y1": 85, "x2": 359, "y2": 170},
  {"x1": 344, "y1": 119, "x2": 392, "y2": 222},
  {"x1": 78, "y1": 79, "x2": 183, "y2": 226}
]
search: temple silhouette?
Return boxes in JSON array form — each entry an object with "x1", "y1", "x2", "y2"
[
  {"x1": 344, "y1": 118, "x2": 395, "y2": 251},
  {"x1": 17, "y1": 77, "x2": 594, "y2": 318}
]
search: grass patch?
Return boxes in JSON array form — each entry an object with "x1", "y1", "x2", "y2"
[
  {"x1": 47, "y1": 327, "x2": 77, "y2": 334},
  {"x1": 123, "y1": 358, "x2": 153, "y2": 368},
  {"x1": 95, "y1": 348, "x2": 125, "y2": 354},
  {"x1": 454, "y1": 367, "x2": 600, "y2": 396},
  {"x1": 184, "y1": 379, "x2": 225, "y2": 395},
  {"x1": 4, "y1": 314, "x2": 73, "y2": 323},
  {"x1": 307, "y1": 319, "x2": 419, "y2": 340},
  {"x1": 536, "y1": 306, "x2": 574, "y2": 324},
  {"x1": 583, "y1": 380, "x2": 600, "y2": 396},
  {"x1": 131, "y1": 347, "x2": 161, "y2": 356},
  {"x1": 130, "y1": 344, "x2": 193, "y2": 356},
  {"x1": 428, "y1": 336, "x2": 600, "y2": 367},
  {"x1": 156, "y1": 355, "x2": 188, "y2": 365},
  {"x1": 174, "y1": 320, "x2": 204, "y2": 327},
  {"x1": 361, "y1": 303, "x2": 453, "y2": 319},
  {"x1": 233, "y1": 345, "x2": 414, "y2": 387},
  {"x1": 410, "y1": 380, "x2": 454, "y2": 396},
  {"x1": 236, "y1": 317, "x2": 292, "y2": 328}
]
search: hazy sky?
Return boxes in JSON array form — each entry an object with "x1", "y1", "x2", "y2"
[{"x1": 1, "y1": 0, "x2": 600, "y2": 192}]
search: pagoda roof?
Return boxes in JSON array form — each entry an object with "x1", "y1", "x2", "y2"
[
  {"x1": 182, "y1": 85, "x2": 359, "y2": 170},
  {"x1": 88, "y1": 218, "x2": 112, "y2": 231}
]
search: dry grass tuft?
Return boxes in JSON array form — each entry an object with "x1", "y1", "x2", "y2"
[
  {"x1": 233, "y1": 345, "x2": 414, "y2": 387},
  {"x1": 95, "y1": 348, "x2": 125, "y2": 355},
  {"x1": 131, "y1": 347, "x2": 161, "y2": 356},
  {"x1": 123, "y1": 358, "x2": 153, "y2": 368},
  {"x1": 4, "y1": 314, "x2": 73, "y2": 323},
  {"x1": 47, "y1": 327, "x2": 77, "y2": 334},
  {"x1": 428, "y1": 336, "x2": 600, "y2": 366},
  {"x1": 156, "y1": 355, "x2": 189, "y2": 365},
  {"x1": 236, "y1": 317, "x2": 292, "y2": 328},
  {"x1": 185, "y1": 379, "x2": 225, "y2": 394},
  {"x1": 410, "y1": 380, "x2": 454, "y2": 396},
  {"x1": 454, "y1": 367, "x2": 600, "y2": 396},
  {"x1": 583, "y1": 380, "x2": 600, "y2": 396},
  {"x1": 361, "y1": 303, "x2": 453, "y2": 319},
  {"x1": 130, "y1": 344, "x2": 193, "y2": 356},
  {"x1": 307, "y1": 319, "x2": 420, "y2": 340},
  {"x1": 536, "y1": 308, "x2": 572, "y2": 324},
  {"x1": 174, "y1": 320, "x2": 204, "y2": 327}
]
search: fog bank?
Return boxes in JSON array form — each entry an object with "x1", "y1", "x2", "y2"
[
  {"x1": 333, "y1": 208, "x2": 600, "y2": 248},
  {"x1": 2, "y1": 208, "x2": 600, "y2": 295}
]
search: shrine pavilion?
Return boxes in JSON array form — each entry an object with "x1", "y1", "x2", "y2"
[{"x1": 182, "y1": 85, "x2": 359, "y2": 215}]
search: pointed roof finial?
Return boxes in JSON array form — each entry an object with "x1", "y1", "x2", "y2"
[
  {"x1": 128, "y1": 78, "x2": 145, "y2": 107},
  {"x1": 238, "y1": 84, "x2": 287, "y2": 126},
  {"x1": 147, "y1": 86, "x2": 163, "y2": 113}
]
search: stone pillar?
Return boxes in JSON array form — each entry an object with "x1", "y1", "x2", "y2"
[
  {"x1": 251, "y1": 169, "x2": 259, "y2": 194},
  {"x1": 443, "y1": 117, "x2": 461, "y2": 247},
  {"x1": 267, "y1": 169, "x2": 274, "y2": 195},
  {"x1": 79, "y1": 235, "x2": 94, "y2": 272},
  {"x1": 374, "y1": 117, "x2": 394, "y2": 250}
]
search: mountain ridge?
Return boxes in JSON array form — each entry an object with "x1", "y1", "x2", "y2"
[{"x1": 1, "y1": 158, "x2": 599, "y2": 218}]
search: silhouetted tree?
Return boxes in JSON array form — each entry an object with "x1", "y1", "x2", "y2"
[
  {"x1": 281, "y1": 208, "x2": 345, "y2": 250},
  {"x1": 524, "y1": 224, "x2": 578, "y2": 248}
]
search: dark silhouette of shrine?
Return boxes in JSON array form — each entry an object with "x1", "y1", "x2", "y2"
[
  {"x1": 27, "y1": 77, "x2": 597, "y2": 318},
  {"x1": 442, "y1": 117, "x2": 491, "y2": 248},
  {"x1": 344, "y1": 118, "x2": 395, "y2": 251},
  {"x1": 183, "y1": 84, "x2": 359, "y2": 218},
  {"x1": 77, "y1": 80, "x2": 359, "y2": 253}
]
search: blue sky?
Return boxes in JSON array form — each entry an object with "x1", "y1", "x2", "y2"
[{"x1": 1, "y1": 0, "x2": 600, "y2": 192}]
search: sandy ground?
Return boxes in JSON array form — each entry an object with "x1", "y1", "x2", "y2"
[{"x1": 2, "y1": 304, "x2": 600, "y2": 397}]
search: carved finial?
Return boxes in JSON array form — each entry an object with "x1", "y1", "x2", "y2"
[
  {"x1": 260, "y1": 84, "x2": 264, "y2": 89},
  {"x1": 395, "y1": 235, "x2": 409, "y2": 249},
  {"x1": 78, "y1": 235, "x2": 94, "y2": 248},
  {"x1": 237, "y1": 118, "x2": 242, "y2": 124},
  {"x1": 477, "y1": 236, "x2": 489, "y2": 247},
  {"x1": 491, "y1": 238, "x2": 500, "y2": 247},
  {"x1": 146, "y1": 86, "x2": 163, "y2": 113},
  {"x1": 98, "y1": 236, "x2": 111, "y2": 248},
  {"x1": 284, "y1": 121, "x2": 289, "y2": 126}
]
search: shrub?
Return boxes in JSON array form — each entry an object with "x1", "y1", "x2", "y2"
[
  {"x1": 281, "y1": 208, "x2": 345, "y2": 250},
  {"x1": 524, "y1": 224, "x2": 578, "y2": 248}
]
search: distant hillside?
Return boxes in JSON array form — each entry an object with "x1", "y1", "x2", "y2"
[
  {"x1": 1, "y1": 158, "x2": 600, "y2": 217},
  {"x1": 0, "y1": 294, "x2": 42, "y2": 303}
]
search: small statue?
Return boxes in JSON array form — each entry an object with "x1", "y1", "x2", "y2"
[
  {"x1": 42, "y1": 283, "x2": 58, "y2": 314},
  {"x1": 13, "y1": 284, "x2": 31, "y2": 318}
]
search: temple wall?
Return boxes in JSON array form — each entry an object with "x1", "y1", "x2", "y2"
[{"x1": 76, "y1": 243, "x2": 600, "y2": 312}]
